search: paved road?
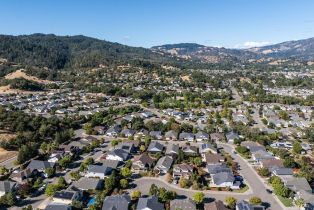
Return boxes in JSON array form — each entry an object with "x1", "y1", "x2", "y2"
[
  {"x1": 0, "y1": 156, "x2": 17, "y2": 169},
  {"x1": 132, "y1": 143, "x2": 286, "y2": 210}
]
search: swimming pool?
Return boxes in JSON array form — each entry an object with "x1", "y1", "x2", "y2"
[{"x1": 87, "y1": 197, "x2": 96, "y2": 207}]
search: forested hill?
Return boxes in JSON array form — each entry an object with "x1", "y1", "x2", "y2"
[{"x1": 0, "y1": 34, "x2": 189, "y2": 70}]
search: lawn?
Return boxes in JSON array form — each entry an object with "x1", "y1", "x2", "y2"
[
  {"x1": 277, "y1": 195, "x2": 293, "y2": 207},
  {"x1": 233, "y1": 185, "x2": 249, "y2": 193}
]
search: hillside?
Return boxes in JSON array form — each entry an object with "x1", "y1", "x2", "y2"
[
  {"x1": 152, "y1": 37, "x2": 314, "y2": 64},
  {"x1": 0, "y1": 34, "x2": 188, "y2": 70}
]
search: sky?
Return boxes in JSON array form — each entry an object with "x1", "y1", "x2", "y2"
[{"x1": 1, "y1": 0, "x2": 314, "y2": 48}]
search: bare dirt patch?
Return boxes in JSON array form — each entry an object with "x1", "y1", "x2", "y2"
[
  {"x1": 0, "y1": 85, "x2": 45, "y2": 94},
  {"x1": 5, "y1": 69, "x2": 53, "y2": 84},
  {"x1": 180, "y1": 75, "x2": 191, "y2": 81},
  {"x1": 0, "y1": 148, "x2": 17, "y2": 163}
]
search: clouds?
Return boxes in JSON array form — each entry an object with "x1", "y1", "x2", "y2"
[{"x1": 234, "y1": 41, "x2": 271, "y2": 49}]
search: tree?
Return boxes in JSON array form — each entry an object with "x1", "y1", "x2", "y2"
[
  {"x1": 179, "y1": 177, "x2": 189, "y2": 188},
  {"x1": 120, "y1": 179, "x2": 128, "y2": 189},
  {"x1": 131, "y1": 190, "x2": 141, "y2": 200},
  {"x1": 111, "y1": 139, "x2": 119, "y2": 148},
  {"x1": 57, "y1": 177, "x2": 67, "y2": 189},
  {"x1": 193, "y1": 157, "x2": 202, "y2": 167},
  {"x1": 45, "y1": 184, "x2": 58, "y2": 196},
  {"x1": 149, "y1": 184, "x2": 159, "y2": 196},
  {"x1": 45, "y1": 167, "x2": 55, "y2": 178},
  {"x1": 0, "y1": 166, "x2": 8, "y2": 175},
  {"x1": 293, "y1": 141, "x2": 302, "y2": 154},
  {"x1": 33, "y1": 177, "x2": 43, "y2": 189},
  {"x1": 120, "y1": 167, "x2": 132, "y2": 178},
  {"x1": 225, "y1": 197, "x2": 237, "y2": 209},
  {"x1": 257, "y1": 167, "x2": 270, "y2": 177},
  {"x1": 295, "y1": 198, "x2": 305, "y2": 208},
  {"x1": 193, "y1": 192, "x2": 204, "y2": 204},
  {"x1": 283, "y1": 157, "x2": 297, "y2": 168},
  {"x1": 140, "y1": 145, "x2": 146, "y2": 152},
  {"x1": 22, "y1": 205, "x2": 33, "y2": 210},
  {"x1": 58, "y1": 155, "x2": 73, "y2": 168},
  {"x1": 70, "y1": 171, "x2": 81, "y2": 181},
  {"x1": 249, "y1": 196, "x2": 262, "y2": 205}
]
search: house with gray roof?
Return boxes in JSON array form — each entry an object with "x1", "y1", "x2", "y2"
[
  {"x1": 85, "y1": 165, "x2": 112, "y2": 179},
  {"x1": 106, "y1": 149, "x2": 129, "y2": 161},
  {"x1": 154, "y1": 156, "x2": 173, "y2": 174},
  {"x1": 106, "y1": 124, "x2": 122, "y2": 137},
  {"x1": 121, "y1": 128, "x2": 136, "y2": 137},
  {"x1": 195, "y1": 131, "x2": 209, "y2": 142},
  {"x1": 179, "y1": 132, "x2": 195, "y2": 142},
  {"x1": 0, "y1": 181, "x2": 17, "y2": 197},
  {"x1": 150, "y1": 131, "x2": 163, "y2": 140},
  {"x1": 137, "y1": 196, "x2": 164, "y2": 210},
  {"x1": 102, "y1": 194, "x2": 131, "y2": 210},
  {"x1": 199, "y1": 143, "x2": 217, "y2": 154},
  {"x1": 73, "y1": 177, "x2": 103, "y2": 191},
  {"x1": 165, "y1": 130, "x2": 178, "y2": 141},
  {"x1": 147, "y1": 141, "x2": 164, "y2": 153},
  {"x1": 211, "y1": 171, "x2": 235, "y2": 188},
  {"x1": 45, "y1": 204, "x2": 71, "y2": 210},
  {"x1": 236, "y1": 200, "x2": 265, "y2": 210},
  {"x1": 170, "y1": 198, "x2": 196, "y2": 210},
  {"x1": 165, "y1": 144, "x2": 179, "y2": 156},
  {"x1": 27, "y1": 160, "x2": 55, "y2": 174},
  {"x1": 225, "y1": 131, "x2": 239, "y2": 143}
]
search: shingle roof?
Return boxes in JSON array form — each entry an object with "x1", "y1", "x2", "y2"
[
  {"x1": 45, "y1": 204, "x2": 71, "y2": 210},
  {"x1": 73, "y1": 177, "x2": 103, "y2": 190},
  {"x1": 27, "y1": 160, "x2": 55, "y2": 171},
  {"x1": 102, "y1": 194, "x2": 131, "y2": 210},
  {"x1": 212, "y1": 172, "x2": 234, "y2": 185},
  {"x1": 170, "y1": 198, "x2": 196, "y2": 210},
  {"x1": 137, "y1": 196, "x2": 164, "y2": 210},
  {"x1": 0, "y1": 181, "x2": 16, "y2": 193},
  {"x1": 87, "y1": 165, "x2": 112, "y2": 175}
]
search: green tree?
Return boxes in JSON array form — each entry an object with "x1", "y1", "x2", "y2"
[
  {"x1": 179, "y1": 177, "x2": 189, "y2": 188},
  {"x1": 58, "y1": 155, "x2": 73, "y2": 168},
  {"x1": 120, "y1": 179, "x2": 128, "y2": 189},
  {"x1": 149, "y1": 184, "x2": 159, "y2": 196},
  {"x1": 295, "y1": 198, "x2": 305, "y2": 208},
  {"x1": 257, "y1": 167, "x2": 270, "y2": 177},
  {"x1": 45, "y1": 167, "x2": 55, "y2": 178},
  {"x1": 193, "y1": 157, "x2": 202, "y2": 167},
  {"x1": 192, "y1": 192, "x2": 205, "y2": 204},
  {"x1": 131, "y1": 190, "x2": 141, "y2": 200},
  {"x1": 0, "y1": 166, "x2": 8, "y2": 175},
  {"x1": 293, "y1": 141, "x2": 302, "y2": 154},
  {"x1": 33, "y1": 177, "x2": 43, "y2": 189},
  {"x1": 45, "y1": 184, "x2": 58, "y2": 196},
  {"x1": 249, "y1": 196, "x2": 262, "y2": 205},
  {"x1": 69, "y1": 171, "x2": 81, "y2": 181},
  {"x1": 225, "y1": 197, "x2": 237, "y2": 209},
  {"x1": 57, "y1": 177, "x2": 67, "y2": 189},
  {"x1": 120, "y1": 167, "x2": 132, "y2": 178}
]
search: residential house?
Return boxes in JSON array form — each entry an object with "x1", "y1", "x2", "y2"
[
  {"x1": 52, "y1": 190, "x2": 81, "y2": 205},
  {"x1": 102, "y1": 194, "x2": 131, "y2": 210},
  {"x1": 251, "y1": 150, "x2": 274, "y2": 163},
  {"x1": 132, "y1": 154, "x2": 155, "y2": 172},
  {"x1": 236, "y1": 200, "x2": 265, "y2": 210},
  {"x1": 134, "y1": 128, "x2": 149, "y2": 139},
  {"x1": 204, "y1": 200, "x2": 230, "y2": 210},
  {"x1": 27, "y1": 160, "x2": 55, "y2": 175},
  {"x1": 94, "y1": 126, "x2": 106, "y2": 135},
  {"x1": 10, "y1": 168, "x2": 32, "y2": 184},
  {"x1": 207, "y1": 163, "x2": 232, "y2": 175},
  {"x1": 154, "y1": 156, "x2": 173, "y2": 174},
  {"x1": 147, "y1": 141, "x2": 164, "y2": 153},
  {"x1": 121, "y1": 129, "x2": 136, "y2": 137},
  {"x1": 106, "y1": 149, "x2": 129, "y2": 161},
  {"x1": 0, "y1": 181, "x2": 17, "y2": 197},
  {"x1": 241, "y1": 141, "x2": 266, "y2": 153},
  {"x1": 141, "y1": 111, "x2": 154, "y2": 118},
  {"x1": 116, "y1": 142, "x2": 135, "y2": 153},
  {"x1": 203, "y1": 153, "x2": 225, "y2": 164},
  {"x1": 170, "y1": 198, "x2": 196, "y2": 210},
  {"x1": 73, "y1": 177, "x2": 103, "y2": 191},
  {"x1": 137, "y1": 196, "x2": 164, "y2": 210},
  {"x1": 225, "y1": 131, "x2": 239, "y2": 143},
  {"x1": 173, "y1": 163, "x2": 194, "y2": 179},
  {"x1": 150, "y1": 131, "x2": 163, "y2": 140},
  {"x1": 165, "y1": 144, "x2": 179, "y2": 156},
  {"x1": 195, "y1": 131, "x2": 209, "y2": 142},
  {"x1": 98, "y1": 159, "x2": 123, "y2": 170},
  {"x1": 211, "y1": 171, "x2": 235, "y2": 188},
  {"x1": 179, "y1": 132, "x2": 195, "y2": 142},
  {"x1": 260, "y1": 159, "x2": 284, "y2": 170},
  {"x1": 85, "y1": 165, "x2": 112, "y2": 179},
  {"x1": 45, "y1": 204, "x2": 71, "y2": 210},
  {"x1": 165, "y1": 130, "x2": 178, "y2": 141},
  {"x1": 272, "y1": 168, "x2": 293, "y2": 177},
  {"x1": 82, "y1": 135, "x2": 98, "y2": 143},
  {"x1": 182, "y1": 145, "x2": 198, "y2": 155},
  {"x1": 210, "y1": 133, "x2": 225, "y2": 142},
  {"x1": 199, "y1": 143, "x2": 217, "y2": 154},
  {"x1": 106, "y1": 124, "x2": 121, "y2": 137}
]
